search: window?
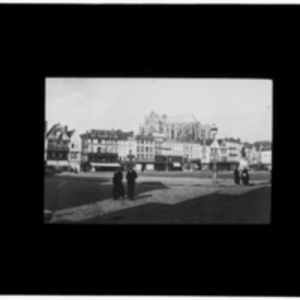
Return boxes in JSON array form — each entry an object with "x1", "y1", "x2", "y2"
[
  {"x1": 98, "y1": 147, "x2": 101, "y2": 153},
  {"x1": 71, "y1": 153, "x2": 77, "y2": 159},
  {"x1": 52, "y1": 153, "x2": 56, "y2": 158}
]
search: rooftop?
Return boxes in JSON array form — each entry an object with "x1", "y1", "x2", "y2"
[
  {"x1": 253, "y1": 141, "x2": 272, "y2": 151},
  {"x1": 225, "y1": 137, "x2": 242, "y2": 144}
]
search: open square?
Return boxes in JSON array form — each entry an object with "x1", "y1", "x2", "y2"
[
  {"x1": 45, "y1": 171, "x2": 271, "y2": 224},
  {"x1": 45, "y1": 78, "x2": 272, "y2": 224}
]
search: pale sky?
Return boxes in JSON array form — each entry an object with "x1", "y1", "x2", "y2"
[{"x1": 45, "y1": 78, "x2": 272, "y2": 143}]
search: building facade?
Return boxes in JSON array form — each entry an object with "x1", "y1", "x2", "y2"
[
  {"x1": 261, "y1": 146, "x2": 272, "y2": 170},
  {"x1": 261, "y1": 144, "x2": 272, "y2": 170},
  {"x1": 46, "y1": 123, "x2": 73, "y2": 170},
  {"x1": 83, "y1": 129, "x2": 134, "y2": 170},
  {"x1": 252, "y1": 141, "x2": 272, "y2": 168},
  {"x1": 249, "y1": 145, "x2": 259, "y2": 166},
  {"x1": 135, "y1": 134, "x2": 155, "y2": 171},
  {"x1": 224, "y1": 138, "x2": 243, "y2": 163},
  {"x1": 68, "y1": 130, "x2": 82, "y2": 172}
]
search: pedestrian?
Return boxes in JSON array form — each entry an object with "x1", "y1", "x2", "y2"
[
  {"x1": 112, "y1": 168, "x2": 125, "y2": 200},
  {"x1": 126, "y1": 166, "x2": 138, "y2": 200},
  {"x1": 241, "y1": 168, "x2": 250, "y2": 186},
  {"x1": 234, "y1": 164, "x2": 240, "y2": 185}
]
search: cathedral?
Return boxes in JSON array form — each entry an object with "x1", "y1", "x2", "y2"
[{"x1": 139, "y1": 111, "x2": 214, "y2": 142}]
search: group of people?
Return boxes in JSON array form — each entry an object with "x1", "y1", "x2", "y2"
[
  {"x1": 234, "y1": 165, "x2": 250, "y2": 185},
  {"x1": 112, "y1": 167, "x2": 138, "y2": 200}
]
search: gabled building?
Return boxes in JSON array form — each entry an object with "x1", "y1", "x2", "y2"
[
  {"x1": 46, "y1": 123, "x2": 73, "y2": 170},
  {"x1": 217, "y1": 139, "x2": 228, "y2": 162},
  {"x1": 261, "y1": 144, "x2": 272, "y2": 170},
  {"x1": 68, "y1": 130, "x2": 82, "y2": 172},
  {"x1": 80, "y1": 132, "x2": 89, "y2": 164},
  {"x1": 224, "y1": 138, "x2": 243, "y2": 163},
  {"x1": 253, "y1": 141, "x2": 272, "y2": 166}
]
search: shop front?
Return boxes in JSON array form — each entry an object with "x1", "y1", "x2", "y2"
[
  {"x1": 90, "y1": 162, "x2": 121, "y2": 171},
  {"x1": 135, "y1": 160, "x2": 155, "y2": 172}
]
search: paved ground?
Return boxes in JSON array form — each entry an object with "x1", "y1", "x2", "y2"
[{"x1": 45, "y1": 171, "x2": 271, "y2": 224}]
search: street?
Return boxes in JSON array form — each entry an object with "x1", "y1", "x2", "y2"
[{"x1": 44, "y1": 171, "x2": 271, "y2": 224}]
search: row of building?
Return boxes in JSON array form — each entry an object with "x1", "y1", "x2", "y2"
[{"x1": 44, "y1": 116, "x2": 272, "y2": 172}]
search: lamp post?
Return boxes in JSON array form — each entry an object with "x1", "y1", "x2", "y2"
[
  {"x1": 210, "y1": 125, "x2": 218, "y2": 184},
  {"x1": 127, "y1": 149, "x2": 135, "y2": 170}
]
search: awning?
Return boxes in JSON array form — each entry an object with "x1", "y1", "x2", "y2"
[
  {"x1": 90, "y1": 162, "x2": 120, "y2": 167},
  {"x1": 173, "y1": 162, "x2": 181, "y2": 167},
  {"x1": 57, "y1": 161, "x2": 70, "y2": 167},
  {"x1": 46, "y1": 160, "x2": 69, "y2": 167},
  {"x1": 46, "y1": 160, "x2": 58, "y2": 166}
]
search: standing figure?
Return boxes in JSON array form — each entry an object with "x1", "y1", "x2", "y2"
[
  {"x1": 241, "y1": 168, "x2": 250, "y2": 186},
  {"x1": 234, "y1": 164, "x2": 240, "y2": 185},
  {"x1": 112, "y1": 168, "x2": 125, "y2": 200},
  {"x1": 126, "y1": 167, "x2": 138, "y2": 200}
]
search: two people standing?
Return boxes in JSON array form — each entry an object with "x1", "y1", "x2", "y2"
[
  {"x1": 234, "y1": 164, "x2": 249, "y2": 186},
  {"x1": 112, "y1": 167, "x2": 138, "y2": 201}
]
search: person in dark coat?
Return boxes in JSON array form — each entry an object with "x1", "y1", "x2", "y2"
[
  {"x1": 112, "y1": 168, "x2": 125, "y2": 200},
  {"x1": 241, "y1": 168, "x2": 250, "y2": 186},
  {"x1": 126, "y1": 167, "x2": 138, "y2": 200},
  {"x1": 234, "y1": 164, "x2": 240, "y2": 185}
]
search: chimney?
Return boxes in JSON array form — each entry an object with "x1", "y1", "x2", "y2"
[{"x1": 64, "y1": 126, "x2": 68, "y2": 132}]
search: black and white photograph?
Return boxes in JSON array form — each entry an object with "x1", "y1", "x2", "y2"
[{"x1": 44, "y1": 78, "x2": 272, "y2": 224}]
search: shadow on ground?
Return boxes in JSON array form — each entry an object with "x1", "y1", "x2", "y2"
[
  {"x1": 44, "y1": 178, "x2": 168, "y2": 211},
  {"x1": 58, "y1": 186, "x2": 271, "y2": 224}
]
